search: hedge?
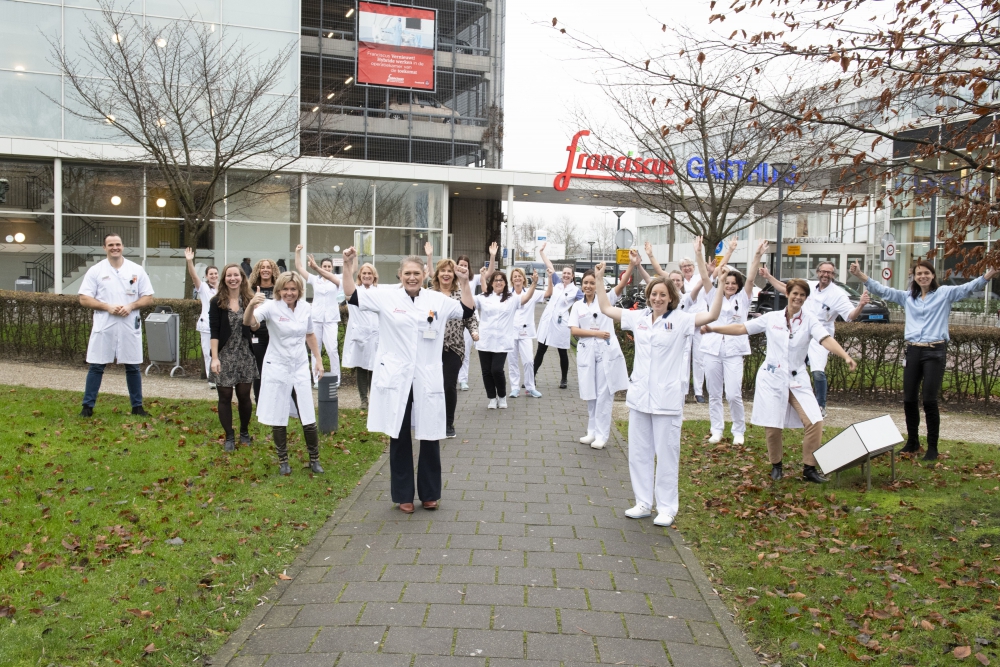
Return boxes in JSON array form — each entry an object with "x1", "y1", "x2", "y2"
[
  {"x1": 616, "y1": 320, "x2": 1000, "y2": 412},
  {"x1": 0, "y1": 290, "x2": 350, "y2": 377}
]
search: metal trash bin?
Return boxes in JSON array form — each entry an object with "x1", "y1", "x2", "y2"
[
  {"x1": 144, "y1": 306, "x2": 185, "y2": 377},
  {"x1": 14, "y1": 276, "x2": 34, "y2": 292},
  {"x1": 317, "y1": 375, "x2": 339, "y2": 434}
]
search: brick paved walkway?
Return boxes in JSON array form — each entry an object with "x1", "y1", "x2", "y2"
[{"x1": 213, "y1": 351, "x2": 757, "y2": 667}]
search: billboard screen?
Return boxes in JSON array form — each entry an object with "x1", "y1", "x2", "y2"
[{"x1": 356, "y1": 2, "x2": 436, "y2": 91}]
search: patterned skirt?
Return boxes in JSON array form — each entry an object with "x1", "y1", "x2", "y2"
[{"x1": 210, "y1": 307, "x2": 259, "y2": 387}]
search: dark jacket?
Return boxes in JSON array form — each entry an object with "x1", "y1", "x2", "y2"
[{"x1": 209, "y1": 297, "x2": 254, "y2": 350}]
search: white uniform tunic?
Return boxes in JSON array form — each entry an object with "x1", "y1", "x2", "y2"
[
  {"x1": 254, "y1": 299, "x2": 316, "y2": 426},
  {"x1": 359, "y1": 287, "x2": 464, "y2": 440},
  {"x1": 699, "y1": 288, "x2": 751, "y2": 437},
  {"x1": 620, "y1": 307, "x2": 697, "y2": 414},
  {"x1": 307, "y1": 274, "x2": 342, "y2": 323},
  {"x1": 195, "y1": 282, "x2": 217, "y2": 378},
  {"x1": 569, "y1": 294, "x2": 629, "y2": 401},
  {"x1": 536, "y1": 282, "x2": 579, "y2": 349},
  {"x1": 508, "y1": 287, "x2": 545, "y2": 393},
  {"x1": 513, "y1": 288, "x2": 545, "y2": 338},
  {"x1": 684, "y1": 277, "x2": 707, "y2": 396},
  {"x1": 474, "y1": 292, "x2": 521, "y2": 353},
  {"x1": 342, "y1": 284, "x2": 380, "y2": 370},
  {"x1": 699, "y1": 289, "x2": 751, "y2": 357},
  {"x1": 803, "y1": 281, "x2": 854, "y2": 373},
  {"x1": 79, "y1": 258, "x2": 154, "y2": 365},
  {"x1": 744, "y1": 309, "x2": 830, "y2": 429}
]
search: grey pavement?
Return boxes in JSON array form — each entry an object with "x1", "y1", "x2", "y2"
[{"x1": 212, "y1": 349, "x2": 757, "y2": 667}]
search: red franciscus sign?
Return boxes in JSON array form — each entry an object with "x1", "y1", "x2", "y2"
[{"x1": 553, "y1": 130, "x2": 675, "y2": 191}]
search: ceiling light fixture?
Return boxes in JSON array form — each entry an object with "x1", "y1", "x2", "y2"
[
  {"x1": 346, "y1": 8, "x2": 355, "y2": 17},
  {"x1": 156, "y1": 198, "x2": 167, "y2": 208},
  {"x1": 345, "y1": 76, "x2": 354, "y2": 85},
  {"x1": 111, "y1": 196, "x2": 122, "y2": 206},
  {"x1": 311, "y1": 106, "x2": 319, "y2": 112},
  {"x1": 14, "y1": 233, "x2": 25, "y2": 243},
  {"x1": 327, "y1": 92, "x2": 335, "y2": 99},
  {"x1": 343, "y1": 145, "x2": 352, "y2": 151}
]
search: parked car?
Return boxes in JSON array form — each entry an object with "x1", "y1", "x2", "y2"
[
  {"x1": 750, "y1": 279, "x2": 891, "y2": 323},
  {"x1": 388, "y1": 97, "x2": 460, "y2": 124}
]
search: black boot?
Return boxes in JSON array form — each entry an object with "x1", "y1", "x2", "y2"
[
  {"x1": 559, "y1": 377, "x2": 568, "y2": 389},
  {"x1": 273, "y1": 426, "x2": 291, "y2": 475},
  {"x1": 770, "y1": 462, "x2": 783, "y2": 481},
  {"x1": 899, "y1": 439, "x2": 921, "y2": 454},
  {"x1": 802, "y1": 465, "x2": 829, "y2": 483},
  {"x1": 922, "y1": 446, "x2": 939, "y2": 461},
  {"x1": 223, "y1": 434, "x2": 235, "y2": 452},
  {"x1": 357, "y1": 368, "x2": 370, "y2": 410},
  {"x1": 239, "y1": 432, "x2": 253, "y2": 446},
  {"x1": 304, "y1": 423, "x2": 323, "y2": 474}
]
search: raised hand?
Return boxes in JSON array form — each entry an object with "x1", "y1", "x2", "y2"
[
  {"x1": 454, "y1": 263, "x2": 470, "y2": 283},
  {"x1": 693, "y1": 236, "x2": 703, "y2": 254},
  {"x1": 250, "y1": 286, "x2": 266, "y2": 309},
  {"x1": 849, "y1": 261, "x2": 862, "y2": 277},
  {"x1": 985, "y1": 268, "x2": 998, "y2": 281},
  {"x1": 757, "y1": 239, "x2": 769, "y2": 255},
  {"x1": 307, "y1": 254, "x2": 318, "y2": 269},
  {"x1": 295, "y1": 244, "x2": 303, "y2": 252},
  {"x1": 532, "y1": 270, "x2": 539, "y2": 283},
  {"x1": 629, "y1": 248, "x2": 641, "y2": 265},
  {"x1": 546, "y1": 266, "x2": 555, "y2": 276},
  {"x1": 717, "y1": 265, "x2": 731, "y2": 280},
  {"x1": 759, "y1": 266, "x2": 772, "y2": 279},
  {"x1": 594, "y1": 262, "x2": 606, "y2": 278},
  {"x1": 644, "y1": 240, "x2": 653, "y2": 256},
  {"x1": 424, "y1": 241, "x2": 433, "y2": 256},
  {"x1": 184, "y1": 247, "x2": 195, "y2": 261},
  {"x1": 859, "y1": 290, "x2": 871, "y2": 307},
  {"x1": 343, "y1": 247, "x2": 357, "y2": 265},
  {"x1": 539, "y1": 241, "x2": 547, "y2": 254},
  {"x1": 489, "y1": 241, "x2": 499, "y2": 256},
  {"x1": 727, "y1": 235, "x2": 739, "y2": 252}
]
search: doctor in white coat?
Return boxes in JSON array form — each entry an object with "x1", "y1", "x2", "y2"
[
  {"x1": 595, "y1": 262, "x2": 727, "y2": 527},
  {"x1": 508, "y1": 266, "x2": 545, "y2": 398},
  {"x1": 295, "y1": 244, "x2": 342, "y2": 386},
  {"x1": 244, "y1": 271, "x2": 325, "y2": 476},
  {"x1": 568, "y1": 253, "x2": 636, "y2": 450},
  {"x1": 534, "y1": 244, "x2": 579, "y2": 389},
  {"x1": 702, "y1": 278, "x2": 857, "y2": 483},
  {"x1": 79, "y1": 233, "x2": 155, "y2": 417},
  {"x1": 341, "y1": 247, "x2": 476, "y2": 514},
  {"x1": 342, "y1": 262, "x2": 380, "y2": 409},
  {"x1": 185, "y1": 247, "x2": 218, "y2": 389}
]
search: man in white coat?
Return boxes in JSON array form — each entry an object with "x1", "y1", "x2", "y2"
[{"x1": 78, "y1": 233, "x2": 155, "y2": 417}]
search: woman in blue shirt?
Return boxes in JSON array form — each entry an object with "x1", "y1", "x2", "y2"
[{"x1": 850, "y1": 260, "x2": 996, "y2": 460}]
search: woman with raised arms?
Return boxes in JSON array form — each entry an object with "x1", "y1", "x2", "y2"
[
  {"x1": 341, "y1": 262, "x2": 380, "y2": 410},
  {"x1": 430, "y1": 258, "x2": 479, "y2": 438},
  {"x1": 507, "y1": 266, "x2": 546, "y2": 399},
  {"x1": 294, "y1": 244, "x2": 342, "y2": 386},
  {"x1": 534, "y1": 243, "x2": 578, "y2": 389}
]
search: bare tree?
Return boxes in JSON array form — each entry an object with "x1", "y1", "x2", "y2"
[
  {"x1": 698, "y1": 0, "x2": 1000, "y2": 272},
  {"x1": 51, "y1": 2, "x2": 335, "y2": 288},
  {"x1": 587, "y1": 216, "x2": 617, "y2": 259},
  {"x1": 554, "y1": 23, "x2": 855, "y2": 259},
  {"x1": 548, "y1": 216, "x2": 584, "y2": 259},
  {"x1": 512, "y1": 215, "x2": 540, "y2": 261}
]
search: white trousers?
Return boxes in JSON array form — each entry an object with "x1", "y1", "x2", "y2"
[
  {"x1": 689, "y1": 330, "x2": 705, "y2": 396},
  {"x1": 310, "y1": 320, "x2": 341, "y2": 383},
  {"x1": 703, "y1": 353, "x2": 746, "y2": 436},
  {"x1": 585, "y1": 356, "x2": 613, "y2": 442},
  {"x1": 199, "y1": 331, "x2": 212, "y2": 380},
  {"x1": 459, "y1": 329, "x2": 472, "y2": 384},
  {"x1": 508, "y1": 336, "x2": 536, "y2": 393},
  {"x1": 628, "y1": 411, "x2": 682, "y2": 518}
]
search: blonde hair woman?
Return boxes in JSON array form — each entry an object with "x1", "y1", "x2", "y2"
[
  {"x1": 507, "y1": 267, "x2": 545, "y2": 399},
  {"x1": 342, "y1": 262, "x2": 380, "y2": 409},
  {"x1": 432, "y1": 258, "x2": 479, "y2": 438},
  {"x1": 208, "y1": 263, "x2": 257, "y2": 451},
  {"x1": 244, "y1": 271, "x2": 324, "y2": 476},
  {"x1": 247, "y1": 258, "x2": 279, "y2": 403}
]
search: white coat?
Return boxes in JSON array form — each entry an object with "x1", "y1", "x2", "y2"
[
  {"x1": 513, "y1": 288, "x2": 545, "y2": 339},
  {"x1": 744, "y1": 309, "x2": 829, "y2": 429},
  {"x1": 620, "y1": 308, "x2": 697, "y2": 415},
  {"x1": 79, "y1": 258, "x2": 155, "y2": 365},
  {"x1": 803, "y1": 281, "x2": 854, "y2": 373},
  {"x1": 569, "y1": 295, "x2": 629, "y2": 401},
  {"x1": 308, "y1": 274, "x2": 342, "y2": 323},
  {"x1": 254, "y1": 299, "x2": 316, "y2": 426},
  {"x1": 342, "y1": 284, "x2": 380, "y2": 370},
  {"x1": 536, "y1": 282, "x2": 579, "y2": 349},
  {"x1": 359, "y1": 287, "x2": 465, "y2": 440},
  {"x1": 474, "y1": 292, "x2": 521, "y2": 353},
  {"x1": 699, "y1": 289, "x2": 751, "y2": 357},
  {"x1": 195, "y1": 282, "x2": 217, "y2": 334}
]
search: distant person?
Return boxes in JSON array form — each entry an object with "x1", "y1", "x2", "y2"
[
  {"x1": 276, "y1": 258, "x2": 287, "y2": 274},
  {"x1": 185, "y1": 247, "x2": 219, "y2": 389},
  {"x1": 248, "y1": 259, "x2": 278, "y2": 403},
  {"x1": 78, "y1": 233, "x2": 154, "y2": 417},
  {"x1": 240, "y1": 258, "x2": 253, "y2": 277}
]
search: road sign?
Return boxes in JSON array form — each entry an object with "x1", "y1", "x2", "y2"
[
  {"x1": 880, "y1": 232, "x2": 896, "y2": 249},
  {"x1": 881, "y1": 243, "x2": 896, "y2": 261},
  {"x1": 786, "y1": 244, "x2": 802, "y2": 256},
  {"x1": 715, "y1": 240, "x2": 725, "y2": 255},
  {"x1": 502, "y1": 248, "x2": 508, "y2": 258},
  {"x1": 614, "y1": 228, "x2": 634, "y2": 249},
  {"x1": 616, "y1": 248, "x2": 631, "y2": 265},
  {"x1": 882, "y1": 267, "x2": 893, "y2": 281}
]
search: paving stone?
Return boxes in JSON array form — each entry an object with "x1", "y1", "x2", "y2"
[
  {"x1": 497, "y1": 567, "x2": 553, "y2": 586},
  {"x1": 559, "y1": 609, "x2": 628, "y2": 638},
  {"x1": 595, "y1": 637, "x2": 668, "y2": 666},
  {"x1": 578, "y1": 553, "x2": 637, "y2": 573},
  {"x1": 491, "y1": 606, "x2": 558, "y2": 632},
  {"x1": 227, "y1": 655, "x2": 267, "y2": 667},
  {"x1": 277, "y1": 583, "x2": 345, "y2": 605},
  {"x1": 463, "y1": 583, "x2": 524, "y2": 606},
  {"x1": 690, "y1": 620, "x2": 731, "y2": 648},
  {"x1": 339, "y1": 581, "x2": 405, "y2": 602},
  {"x1": 553, "y1": 568, "x2": 615, "y2": 590},
  {"x1": 439, "y1": 565, "x2": 496, "y2": 584},
  {"x1": 239, "y1": 627, "x2": 318, "y2": 654},
  {"x1": 292, "y1": 602, "x2": 363, "y2": 627},
  {"x1": 335, "y1": 654, "x2": 412, "y2": 667},
  {"x1": 401, "y1": 582, "x2": 468, "y2": 604},
  {"x1": 471, "y1": 550, "x2": 521, "y2": 566},
  {"x1": 382, "y1": 626, "x2": 454, "y2": 655},
  {"x1": 425, "y1": 603, "x2": 493, "y2": 628},
  {"x1": 448, "y1": 534, "x2": 501, "y2": 550},
  {"x1": 665, "y1": 641, "x2": 740, "y2": 667},
  {"x1": 355, "y1": 601, "x2": 427, "y2": 626},
  {"x1": 262, "y1": 604, "x2": 302, "y2": 628},
  {"x1": 412, "y1": 657, "x2": 486, "y2": 667},
  {"x1": 454, "y1": 629, "x2": 525, "y2": 658},
  {"x1": 670, "y1": 578, "x2": 704, "y2": 599},
  {"x1": 623, "y1": 613, "x2": 695, "y2": 643},
  {"x1": 587, "y1": 589, "x2": 652, "y2": 615},
  {"x1": 649, "y1": 594, "x2": 717, "y2": 622},
  {"x1": 320, "y1": 564, "x2": 385, "y2": 584},
  {"x1": 261, "y1": 654, "x2": 338, "y2": 667},
  {"x1": 416, "y1": 548, "x2": 473, "y2": 565},
  {"x1": 526, "y1": 587, "x2": 589, "y2": 609},
  {"x1": 310, "y1": 625, "x2": 386, "y2": 653},
  {"x1": 525, "y1": 633, "x2": 597, "y2": 662},
  {"x1": 377, "y1": 564, "x2": 441, "y2": 583}
]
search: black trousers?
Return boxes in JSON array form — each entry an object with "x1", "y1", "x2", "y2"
[
  {"x1": 442, "y1": 349, "x2": 462, "y2": 428},
  {"x1": 903, "y1": 343, "x2": 946, "y2": 449},
  {"x1": 478, "y1": 350, "x2": 507, "y2": 398},
  {"x1": 389, "y1": 388, "x2": 442, "y2": 504},
  {"x1": 533, "y1": 342, "x2": 569, "y2": 380},
  {"x1": 251, "y1": 337, "x2": 268, "y2": 403}
]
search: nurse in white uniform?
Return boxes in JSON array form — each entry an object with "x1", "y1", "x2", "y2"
[
  {"x1": 455, "y1": 244, "x2": 497, "y2": 390},
  {"x1": 342, "y1": 263, "x2": 380, "y2": 410},
  {"x1": 534, "y1": 244, "x2": 579, "y2": 389},
  {"x1": 701, "y1": 239, "x2": 768, "y2": 445},
  {"x1": 341, "y1": 248, "x2": 476, "y2": 514},
  {"x1": 185, "y1": 247, "x2": 219, "y2": 389},
  {"x1": 702, "y1": 278, "x2": 857, "y2": 483},
  {"x1": 78, "y1": 233, "x2": 155, "y2": 417},
  {"x1": 595, "y1": 262, "x2": 727, "y2": 527},
  {"x1": 244, "y1": 271, "x2": 325, "y2": 476},
  {"x1": 569, "y1": 253, "x2": 636, "y2": 450},
  {"x1": 507, "y1": 267, "x2": 545, "y2": 398},
  {"x1": 295, "y1": 244, "x2": 342, "y2": 385},
  {"x1": 474, "y1": 268, "x2": 539, "y2": 409}
]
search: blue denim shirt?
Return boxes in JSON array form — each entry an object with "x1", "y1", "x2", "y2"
[{"x1": 864, "y1": 276, "x2": 986, "y2": 343}]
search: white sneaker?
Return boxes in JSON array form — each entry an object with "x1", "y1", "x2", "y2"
[
  {"x1": 708, "y1": 432, "x2": 723, "y2": 444},
  {"x1": 509, "y1": 389, "x2": 520, "y2": 398},
  {"x1": 821, "y1": 407, "x2": 828, "y2": 418},
  {"x1": 488, "y1": 398, "x2": 498, "y2": 409},
  {"x1": 498, "y1": 397, "x2": 508, "y2": 409},
  {"x1": 459, "y1": 382, "x2": 469, "y2": 391},
  {"x1": 590, "y1": 439, "x2": 606, "y2": 450},
  {"x1": 653, "y1": 513, "x2": 674, "y2": 527},
  {"x1": 733, "y1": 433, "x2": 745, "y2": 445},
  {"x1": 624, "y1": 504, "x2": 652, "y2": 519},
  {"x1": 580, "y1": 433, "x2": 596, "y2": 444}
]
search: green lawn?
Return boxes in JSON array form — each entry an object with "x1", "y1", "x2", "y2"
[
  {"x1": 0, "y1": 385, "x2": 385, "y2": 666},
  {"x1": 617, "y1": 419, "x2": 1000, "y2": 666}
]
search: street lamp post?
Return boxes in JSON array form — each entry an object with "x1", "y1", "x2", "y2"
[
  {"x1": 770, "y1": 165, "x2": 788, "y2": 311},
  {"x1": 588, "y1": 241, "x2": 595, "y2": 265},
  {"x1": 613, "y1": 209, "x2": 625, "y2": 285}
]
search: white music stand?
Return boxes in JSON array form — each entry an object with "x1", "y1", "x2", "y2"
[{"x1": 813, "y1": 415, "x2": 904, "y2": 490}]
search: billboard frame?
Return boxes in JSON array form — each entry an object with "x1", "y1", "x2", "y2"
[{"x1": 354, "y1": 1, "x2": 438, "y2": 94}]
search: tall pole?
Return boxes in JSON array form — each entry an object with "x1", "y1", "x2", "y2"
[
  {"x1": 506, "y1": 185, "x2": 514, "y2": 268},
  {"x1": 589, "y1": 241, "x2": 595, "y2": 265},
  {"x1": 613, "y1": 209, "x2": 625, "y2": 286},
  {"x1": 773, "y1": 176, "x2": 784, "y2": 311},
  {"x1": 53, "y1": 158, "x2": 62, "y2": 293}
]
